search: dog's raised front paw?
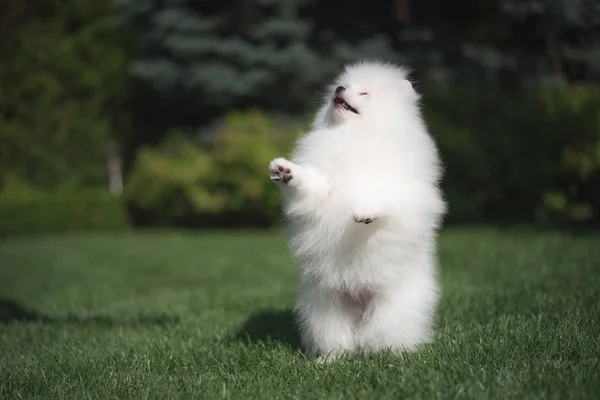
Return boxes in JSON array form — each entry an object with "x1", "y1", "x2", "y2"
[{"x1": 269, "y1": 158, "x2": 294, "y2": 184}]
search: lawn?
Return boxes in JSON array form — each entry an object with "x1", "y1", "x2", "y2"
[{"x1": 1, "y1": 228, "x2": 599, "y2": 399}]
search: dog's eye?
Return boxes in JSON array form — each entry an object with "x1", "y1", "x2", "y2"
[{"x1": 359, "y1": 92, "x2": 369, "y2": 96}]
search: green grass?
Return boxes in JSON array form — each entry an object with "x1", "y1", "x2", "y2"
[{"x1": 1, "y1": 228, "x2": 599, "y2": 399}]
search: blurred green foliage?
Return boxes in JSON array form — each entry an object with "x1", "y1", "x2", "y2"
[
  {"x1": 123, "y1": 85, "x2": 600, "y2": 227},
  {"x1": 0, "y1": 187, "x2": 130, "y2": 235},
  {"x1": 424, "y1": 83, "x2": 600, "y2": 224},
  {"x1": 0, "y1": 0, "x2": 129, "y2": 189},
  {"x1": 0, "y1": 0, "x2": 598, "y2": 232},
  {"x1": 125, "y1": 111, "x2": 303, "y2": 227},
  {"x1": 119, "y1": 0, "x2": 599, "y2": 138}
]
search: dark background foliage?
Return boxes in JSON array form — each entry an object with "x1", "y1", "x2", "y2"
[{"x1": 1, "y1": 0, "x2": 599, "y2": 233}]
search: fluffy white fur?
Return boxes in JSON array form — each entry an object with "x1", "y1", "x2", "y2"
[{"x1": 269, "y1": 60, "x2": 446, "y2": 360}]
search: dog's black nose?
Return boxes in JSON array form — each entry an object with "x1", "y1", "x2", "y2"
[{"x1": 335, "y1": 86, "x2": 345, "y2": 94}]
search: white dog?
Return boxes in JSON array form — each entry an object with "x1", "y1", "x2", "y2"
[{"x1": 269, "y1": 60, "x2": 446, "y2": 359}]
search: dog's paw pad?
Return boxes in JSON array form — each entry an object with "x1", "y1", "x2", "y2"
[
  {"x1": 269, "y1": 158, "x2": 294, "y2": 184},
  {"x1": 354, "y1": 215, "x2": 378, "y2": 224}
]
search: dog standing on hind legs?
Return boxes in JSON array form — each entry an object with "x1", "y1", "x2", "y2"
[{"x1": 269, "y1": 60, "x2": 447, "y2": 360}]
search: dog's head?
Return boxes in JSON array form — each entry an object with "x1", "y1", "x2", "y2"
[{"x1": 313, "y1": 60, "x2": 419, "y2": 129}]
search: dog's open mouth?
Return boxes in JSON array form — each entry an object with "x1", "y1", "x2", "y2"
[{"x1": 333, "y1": 96, "x2": 358, "y2": 114}]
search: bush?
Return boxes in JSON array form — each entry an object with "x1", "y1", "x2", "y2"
[
  {"x1": 124, "y1": 85, "x2": 600, "y2": 228},
  {"x1": 422, "y1": 82, "x2": 600, "y2": 225},
  {"x1": 0, "y1": 188, "x2": 131, "y2": 235},
  {"x1": 534, "y1": 85, "x2": 600, "y2": 223},
  {"x1": 0, "y1": 0, "x2": 129, "y2": 189},
  {"x1": 124, "y1": 111, "x2": 304, "y2": 227}
]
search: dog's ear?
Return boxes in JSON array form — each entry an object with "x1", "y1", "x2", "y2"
[
  {"x1": 400, "y1": 79, "x2": 420, "y2": 101},
  {"x1": 400, "y1": 79, "x2": 417, "y2": 95}
]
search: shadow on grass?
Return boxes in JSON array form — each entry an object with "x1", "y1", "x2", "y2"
[
  {"x1": 232, "y1": 308, "x2": 302, "y2": 350},
  {"x1": 0, "y1": 298, "x2": 179, "y2": 327}
]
